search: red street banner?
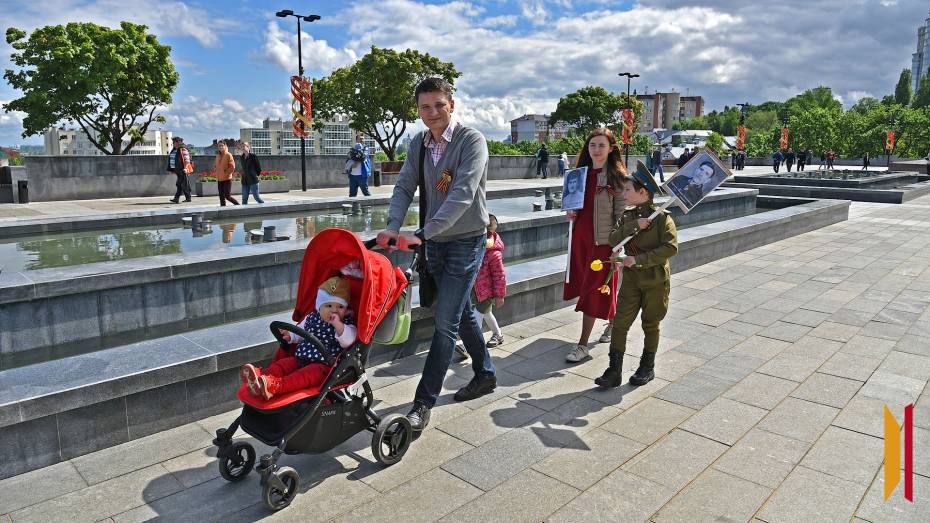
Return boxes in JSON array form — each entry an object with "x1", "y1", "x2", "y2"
[
  {"x1": 779, "y1": 127, "x2": 789, "y2": 150},
  {"x1": 621, "y1": 109, "x2": 635, "y2": 145},
  {"x1": 736, "y1": 124, "x2": 746, "y2": 151},
  {"x1": 886, "y1": 130, "x2": 896, "y2": 152}
]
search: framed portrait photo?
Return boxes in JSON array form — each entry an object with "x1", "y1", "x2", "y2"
[
  {"x1": 662, "y1": 149, "x2": 732, "y2": 213},
  {"x1": 561, "y1": 166, "x2": 588, "y2": 211}
]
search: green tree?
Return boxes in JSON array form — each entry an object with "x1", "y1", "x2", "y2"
[
  {"x1": 895, "y1": 69, "x2": 913, "y2": 106},
  {"x1": 912, "y1": 74, "x2": 930, "y2": 109},
  {"x1": 3, "y1": 22, "x2": 178, "y2": 155},
  {"x1": 549, "y1": 86, "x2": 626, "y2": 136},
  {"x1": 850, "y1": 96, "x2": 881, "y2": 114},
  {"x1": 744, "y1": 110, "x2": 778, "y2": 133},
  {"x1": 789, "y1": 107, "x2": 841, "y2": 156},
  {"x1": 705, "y1": 132, "x2": 725, "y2": 154},
  {"x1": 745, "y1": 131, "x2": 776, "y2": 158},
  {"x1": 785, "y1": 86, "x2": 842, "y2": 116},
  {"x1": 676, "y1": 116, "x2": 710, "y2": 130},
  {"x1": 312, "y1": 46, "x2": 460, "y2": 160}
]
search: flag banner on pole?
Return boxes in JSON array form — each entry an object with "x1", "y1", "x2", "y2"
[
  {"x1": 886, "y1": 130, "x2": 895, "y2": 152},
  {"x1": 736, "y1": 124, "x2": 746, "y2": 151},
  {"x1": 779, "y1": 127, "x2": 789, "y2": 150},
  {"x1": 621, "y1": 109, "x2": 635, "y2": 145}
]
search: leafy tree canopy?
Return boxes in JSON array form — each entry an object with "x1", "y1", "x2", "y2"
[
  {"x1": 895, "y1": 69, "x2": 912, "y2": 106},
  {"x1": 312, "y1": 46, "x2": 460, "y2": 161},
  {"x1": 912, "y1": 74, "x2": 930, "y2": 109},
  {"x1": 549, "y1": 86, "x2": 632, "y2": 137},
  {"x1": 3, "y1": 22, "x2": 178, "y2": 155}
]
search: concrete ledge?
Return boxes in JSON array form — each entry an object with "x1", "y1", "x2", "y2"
[
  {"x1": 724, "y1": 180, "x2": 930, "y2": 204},
  {"x1": 0, "y1": 195, "x2": 850, "y2": 478}
]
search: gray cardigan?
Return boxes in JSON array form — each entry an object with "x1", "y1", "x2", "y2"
[{"x1": 386, "y1": 124, "x2": 489, "y2": 242}]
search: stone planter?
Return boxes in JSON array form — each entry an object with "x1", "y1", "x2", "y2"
[{"x1": 195, "y1": 178, "x2": 291, "y2": 197}]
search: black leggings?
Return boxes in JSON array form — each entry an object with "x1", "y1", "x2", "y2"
[{"x1": 218, "y1": 180, "x2": 239, "y2": 206}]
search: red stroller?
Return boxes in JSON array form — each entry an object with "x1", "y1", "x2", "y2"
[{"x1": 212, "y1": 228, "x2": 415, "y2": 511}]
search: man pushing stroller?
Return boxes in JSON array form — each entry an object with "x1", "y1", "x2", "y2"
[{"x1": 377, "y1": 77, "x2": 497, "y2": 431}]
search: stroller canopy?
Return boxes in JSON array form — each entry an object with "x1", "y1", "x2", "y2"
[{"x1": 293, "y1": 228, "x2": 407, "y2": 345}]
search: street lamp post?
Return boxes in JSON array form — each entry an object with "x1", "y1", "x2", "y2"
[
  {"x1": 618, "y1": 72, "x2": 639, "y2": 167},
  {"x1": 276, "y1": 9, "x2": 321, "y2": 192}
]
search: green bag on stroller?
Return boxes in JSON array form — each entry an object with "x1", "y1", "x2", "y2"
[{"x1": 371, "y1": 288, "x2": 411, "y2": 345}]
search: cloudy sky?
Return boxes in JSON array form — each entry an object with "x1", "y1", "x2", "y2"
[{"x1": 1, "y1": 0, "x2": 928, "y2": 146}]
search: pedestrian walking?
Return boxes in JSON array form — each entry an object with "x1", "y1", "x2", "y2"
[
  {"x1": 214, "y1": 142, "x2": 239, "y2": 206},
  {"x1": 239, "y1": 142, "x2": 265, "y2": 204},
  {"x1": 377, "y1": 77, "x2": 496, "y2": 431},
  {"x1": 536, "y1": 144, "x2": 550, "y2": 179},
  {"x1": 796, "y1": 148, "x2": 807, "y2": 171},
  {"x1": 558, "y1": 151, "x2": 568, "y2": 177},
  {"x1": 652, "y1": 146, "x2": 665, "y2": 182},
  {"x1": 167, "y1": 136, "x2": 193, "y2": 203},
  {"x1": 785, "y1": 149, "x2": 795, "y2": 172},
  {"x1": 345, "y1": 143, "x2": 372, "y2": 197},
  {"x1": 473, "y1": 214, "x2": 506, "y2": 348},
  {"x1": 563, "y1": 128, "x2": 626, "y2": 363},
  {"x1": 827, "y1": 149, "x2": 835, "y2": 169},
  {"x1": 862, "y1": 152, "x2": 870, "y2": 170},
  {"x1": 772, "y1": 150, "x2": 784, "y2": 173}
]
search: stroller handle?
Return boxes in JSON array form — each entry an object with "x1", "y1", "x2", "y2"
[
  {"x1": 364, "y1": 237, "x2": 421, "y2": 281},
  {"x1": 269, "y1": 320, "x2": 336, "y2": 367}
]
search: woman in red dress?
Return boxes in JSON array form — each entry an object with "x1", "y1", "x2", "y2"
[{"x1": 563, "y1": 128, "x2": 627, "y2": 362}]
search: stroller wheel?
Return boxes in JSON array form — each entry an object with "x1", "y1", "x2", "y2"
[
  {"x1": 262, "y1": 466, "x2": 300, "y2": 511},
  {"x1": 371, "y1": 413, "x2": 413, "y2": 466},
  {"x1": 219, "y1": 441, "x2": 255, "y2": 482}
]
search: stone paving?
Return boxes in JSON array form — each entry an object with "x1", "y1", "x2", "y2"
[{"x1": 3, "y1": 180, "x2": 930, "y2": 522}]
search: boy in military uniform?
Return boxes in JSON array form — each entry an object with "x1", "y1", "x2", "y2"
[{"x1": 596, "y1": 161, "x2": 678, "y2": 388}]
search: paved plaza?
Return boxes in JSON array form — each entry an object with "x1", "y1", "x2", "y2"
[{"x1": 2, "y1": 168, "x2": 927, "y2": 522}]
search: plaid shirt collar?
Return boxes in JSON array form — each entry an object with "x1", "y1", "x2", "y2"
[{"x1": 423, "y1": 120, "x2": 456, "y2": 147}]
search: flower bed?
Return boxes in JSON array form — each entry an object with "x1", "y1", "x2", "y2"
[{"x1": 194, "y1": 170, "x2": 290, "y2": 197}]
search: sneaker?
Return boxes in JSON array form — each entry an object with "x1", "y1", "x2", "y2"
[
  {"x1": 240, "y1": 364, "x2": 261, "y2": 396},
  {"x1": 486, "y1": 334, "x2": 504, "y2": 348},
  {"x1": 598, "y1": 323, "x2": 612, "y2": 343},
  {"x1": 256, "y1": 375, "x2": 280, "y2": 400},
  {"x1": 454, "y1": 341, "x2": 469, "y2": 359},
  {"x1": 406, "y1": 401, "x2": 431, "y2": 431},
  {"x1": 565, "y1": 344, "x2": 590, "y2": 362},
  {"x1": 453, "y1": 373, "x2": 497, "y2": 401},
  {"x1": 168, "y1": 199, "x2": 179, "y2": 204}
]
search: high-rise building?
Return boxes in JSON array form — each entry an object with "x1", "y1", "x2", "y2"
[
  {"x1": 509, "y1": 114, "x2": 573, "y2": 143},
  {"x1": 636, "y1": 92, "x2": 704, "y2": 132},
  {"x1": 240, "y1": 116, "x2": 378, "y2": 156},
  {"x1": 913, "y1": 10, "x2": 930, "y2": 93},
  {"x1": 43, "y1": 127, "x2": 173, "y2": 155}
]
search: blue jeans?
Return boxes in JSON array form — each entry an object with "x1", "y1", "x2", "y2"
[
  {"x1": 241, "y1": 183, "x2": 264, "y2": 204},
  {"x1": 414, "y1": 235, "x2": 496, "y2": 407},
  {"x1": 653, "y1": 163, "x2": 665, "y2": 182},
  {"x1": 349, "y1": 175, "x2": 370, "y2": 197}
]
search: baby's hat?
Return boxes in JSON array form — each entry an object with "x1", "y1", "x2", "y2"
[{"x1": 317, "y1": 276, "x2": 351, "y2": 310}]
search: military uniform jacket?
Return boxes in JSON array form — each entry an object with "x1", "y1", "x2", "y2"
[{"x1": 609, "y1": 202, "x2": 678, "y2": 287}]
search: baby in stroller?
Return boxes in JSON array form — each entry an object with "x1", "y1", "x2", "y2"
[{"x1": 241, "y1": 271, "x2": 360, "y2": 400}]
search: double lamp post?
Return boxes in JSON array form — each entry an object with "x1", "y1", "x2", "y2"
[{"x1": 276, "y1": 9, "x2": 320, "y2": 192}]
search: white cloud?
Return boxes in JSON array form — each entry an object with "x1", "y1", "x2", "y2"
[
  {"x1": 3, "y1": 0, "x2": 239, "y2": 48},
  {"x1": 159, "y1": 95, "x2": 290, "y2": 143},
  {"x1": 481, "y1": 15, "x2": 519, "y2": 28},
  {"x1": 263, "y1": 22, "x2": 358, "y2": 76}
]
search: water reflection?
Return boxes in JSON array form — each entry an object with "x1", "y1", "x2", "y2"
[{"x1": 2, "y1": 206, "x2": 422, "y2": 272}]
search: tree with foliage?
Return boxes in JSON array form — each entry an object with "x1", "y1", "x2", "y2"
[
  {"x1": 849, "y1": 96, "x2": 881, "y2": 114},
  {"x1": 675, "y1": 116, "x2": 710, "y2": 131},
  {"x1": 785, "y1": 86, "x2": 842, "y2": 116},
  {"x1": 912, "y1": 74, "x2": 930, "y2": 109},
  {"x1": 895, "y1": 69, "x2": 913, "y2": 106},
  {"x1": 549, "y1": 86, "x2": 626, "y2": 136},
  {"x1": 744, "y1": 110, "x2": 778, "y2": 133},
  {"x1": 705, "y1": 132, "x2": 725, "y2": 154},
  {"x1": 789, "y1": 107, "x2": 841, "y2": 156},
  {"x1": 312, "y1": 46, "x2": 460, "y2": 161},
  {"x1": 3, "y1": 22, "x2": 178, "y2": 155}
]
